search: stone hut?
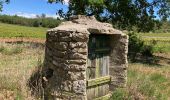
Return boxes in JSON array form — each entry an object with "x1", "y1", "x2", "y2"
[{"x1": 43, "y1": 15, "x2": 128, "y2": 100}]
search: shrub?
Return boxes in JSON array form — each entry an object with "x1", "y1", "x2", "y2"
[
  {"x1": 141, "y1": 45, "x2": 154, "y2": 57},
  {"x1": 128, "y1": 32, "x2": 144, "y2": 60},
  {"x1": 128, "y1": 32, "x2": 154, "y2": 61}
]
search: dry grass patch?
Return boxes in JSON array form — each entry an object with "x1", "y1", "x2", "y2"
[{"x1": 0, "y1": 43, "x2": 44, "y2": 99}]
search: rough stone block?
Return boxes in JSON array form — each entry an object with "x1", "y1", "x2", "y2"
[
  {"x1": 68, "y1": 71, "x2": 86, "y2": 81},
  {"x1": 73, "y1": 80, "x2": 86, "y2": 94},
  {"x1": 68, "y1": 53, "x2": 87, "y2": 60},
  {"x1": 55, "y1": 42, "x2": 68, "y2": 51},
  {"x1": 69, "y1": 42, "x2": 87, "y2": 49}
]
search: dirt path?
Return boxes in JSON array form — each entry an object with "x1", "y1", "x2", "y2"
[{"x1": 0, "y1": 38, "x2": 45, "y2": 43}]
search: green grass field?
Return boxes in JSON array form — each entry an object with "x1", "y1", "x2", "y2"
[
  {"x1": 140, "y1": 33, "x2": 170, "y2": 37},
  {"x1": 112, "y1": 62, "x2": 170, "y2": 100},
  {"x1": 0, "y1": 22, "x2": 47, "y2": 38},
  {"x1": 139, "y1": 33, "x2": 170, "y2": 53}
]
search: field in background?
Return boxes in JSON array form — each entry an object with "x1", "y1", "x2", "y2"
[
  {"x1": 140, "y1": 33, "x2": 170, "y2": 53},
  {"x1": 0, "y1": 22, "x2": 170, "y2": 47},
  {"x1": 140, "y1": 33, "x2": 170, "y2": 37},
  {"x1": 0, "y1": 22, "x2": 47, "y2": 38}
]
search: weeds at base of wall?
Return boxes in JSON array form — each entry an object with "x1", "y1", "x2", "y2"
[{"x1": 27, "y1": 59, "x2": 46, "y2": 99}]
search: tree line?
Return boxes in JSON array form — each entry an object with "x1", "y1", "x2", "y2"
[{"x1": 0, "y1": 14, "x2": 62, "y2": 28}]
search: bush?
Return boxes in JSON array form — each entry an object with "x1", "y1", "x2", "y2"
[
  {"x1": 128, "y1": 32, "x2": 154, "y2": 61},
  {"x1": 33, "y1": 20, "x2": 40, "y2": 27},
  {"x1": 141, "y1": 45, "x2": 154, "y2": 57}
]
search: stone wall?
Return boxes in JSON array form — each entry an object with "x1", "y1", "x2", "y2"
[
  {"x1": 42, "y1": 15, "x2": 128, "y2": 100},
  {"x1": 109, "y1": 34, "x2": 128, "y2": 90},
  {"x1": 44, "y1": 30, "x2": 89, "y2": 100}
]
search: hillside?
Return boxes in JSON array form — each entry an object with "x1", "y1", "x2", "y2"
[{"x1": 0, "y1": 22, "x2": 48, "y2": 39}]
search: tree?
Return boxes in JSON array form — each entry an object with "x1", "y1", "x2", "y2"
[
  {"x1": 41, "y1": 13, "x2": 46, "y2": 18},
  {"x1": 48, "y1": 0, "x2": 170, "y2": 32},
  {"x1": 0, "y1": 0, "x2": 9, "y2": 11}
]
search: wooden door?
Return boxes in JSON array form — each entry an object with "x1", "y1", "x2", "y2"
[{"x1": 87, "y1": 34, "x2": 111, "y2": 100}]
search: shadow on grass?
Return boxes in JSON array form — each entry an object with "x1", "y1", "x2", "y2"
[
  {"x1": 27, "y1": 65, "x2": 45, "y2": 98},
  {"x1": 129, "y1": 54, "x2": 170, "y2": 67}
]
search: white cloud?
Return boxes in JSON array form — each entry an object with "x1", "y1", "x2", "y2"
[
  {"x1": 14, "y1": 12, "x2": 59, "y2": 19},
  {"x1": 63, "y1": 0, "x2": 69, "y2": 5},
  {"x1": 16, "y1": 12, "x2": 37, "y2": 18},
  {"x1": 46, "y1": 14, "x2": 60, "y2": 19}
]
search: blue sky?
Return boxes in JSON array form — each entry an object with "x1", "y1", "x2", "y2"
[
  {"x1": 0, "y1": 0, "x2": 166, "y2": 19},
  {"x1": 0, "y1": 0, "x2": 68, "y2": 18}
]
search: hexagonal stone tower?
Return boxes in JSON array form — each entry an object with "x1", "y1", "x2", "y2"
[{"x1": 43, "y1": 15, "x2": 128, "y2": 100}]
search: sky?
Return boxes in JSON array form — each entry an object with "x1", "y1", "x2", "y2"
[
  {"x1": 0, "y1": 0, "x2": 69, "y2": 18},
  {"x1": 0, "y1": 0, "x2": 167, "y2": 19}
]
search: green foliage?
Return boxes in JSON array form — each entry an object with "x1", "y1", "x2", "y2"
[
  {"x1": 128, "y1": 32, "x2": 154, "y2": 61},
  {"x1": 33, "y1": 20, "x2": 40, "y2": 27},
  {"x1": 141, "y1": 45, "x2": 154, "y2": 57},
  {"x1": 128, "y1": 32, "x2": 144, "y2": 54},
  {"x1": 0, "y1": 1, "x2": 2, "y2": 12},
  {"x1": 0, "y1": 22, "x2": 47, "y2": 38},
  {"x1": 49, "y1": 0, "x2": 170, "y2": 32},
  {"x1": 88, "y1": 0, "x2": 104, "y2": 5},
  {"x1": 0, "y1": 15, "x2": 62, "y2": 28},
  {"x1": 0, "y1": 0, "x2": 9, "y2": 11},
  {"x1": 41, "y1": 18, "x2": 61, "y2": 28}
]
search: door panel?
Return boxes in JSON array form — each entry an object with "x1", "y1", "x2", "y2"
[{"x1": 87, "y1": 34, "x2": 111, "y2": 99}]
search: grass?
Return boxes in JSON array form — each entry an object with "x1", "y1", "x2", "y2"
[
  {"x1": 0, "y1": 45, "x2": 23, "y2": 55},
  {"x1": 140, "y1": 32, "x2": 170, "y2": 37},
  {"x1": 0, "y1": 43, "x2": 44, "y2": 99},
  {"x1": 138, "y1": 33, "x2": 170, "y2": 53},
  {"x1": 0, "y1": 29, "x2": 170, "y2": 99},
  {"x1": 0, "y1": 22, "x2": 48, "y2": 38},
  {"x1": 0, "y1": 43, "x2": 170, "y2": 99},
  {"x1": 128, "y1": 63, "x2": 170, "y2": 99},
  {"x1": 148, "y1": 41, "x2": 170, "y2": 53},
  {"x1": 112, "y1": 62, "x2": 170, "y2": 100}
]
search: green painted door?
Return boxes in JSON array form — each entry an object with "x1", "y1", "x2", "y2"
[{"x1": 87, "y1": 34, "x2": 111, "y2": 99}]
